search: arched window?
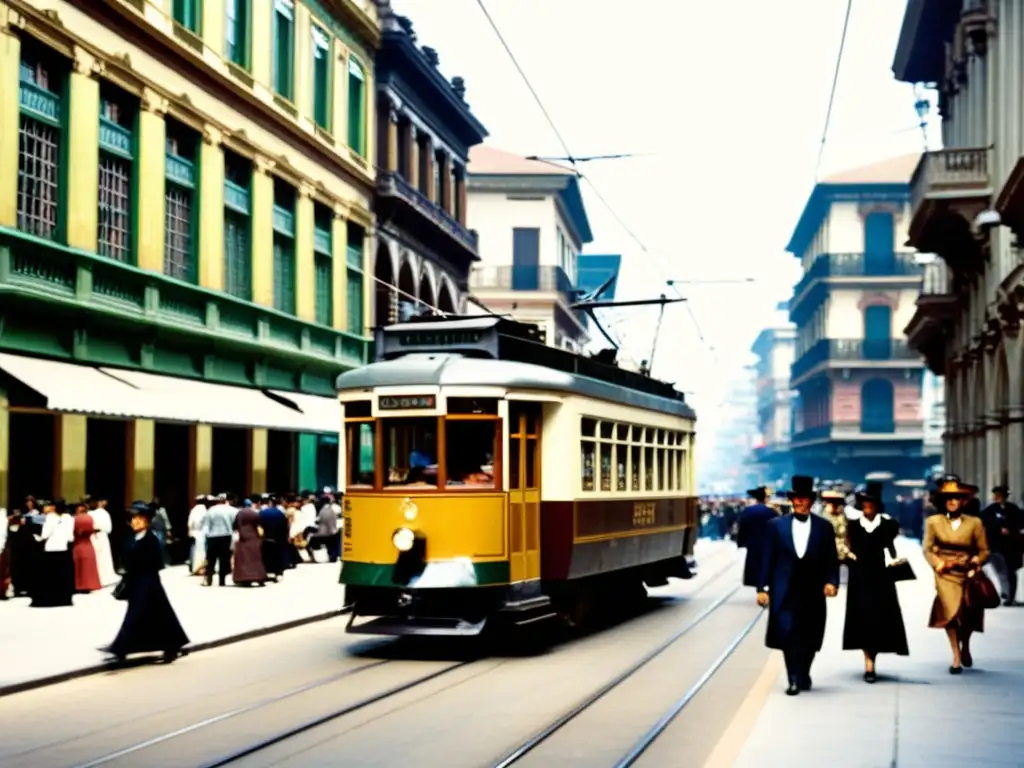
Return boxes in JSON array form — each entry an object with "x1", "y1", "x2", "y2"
[
  {"x1": 862, "y1": 305, "x2": 892, "y2": 360},
  {"x1": 347, "y1": 57, "x2": 366, "y2": 156},
  {"x1": 861, "y1": 378, "x2": 894, "y2": 433}
]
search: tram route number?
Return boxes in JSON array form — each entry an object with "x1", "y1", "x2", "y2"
[
  {"x1": 378, "y1": 394, "x2": 436, "y2": 411},
  {"x1": 632, "y1": 502, "x2": 657, "y2": 527}
]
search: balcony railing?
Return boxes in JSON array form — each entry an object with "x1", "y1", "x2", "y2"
[
  {"x1": 793, "y1": 418, "x2": 900, "y2": 442},
  {"x1": 377, "y1": 171, "x2": 478, "y2": 253},
  {"x1": 0, "y1": 228, "x2": 368, "y2": 371},
  {"x1": 792, "y1": 252, "x2": 920, "y2": 300},
  {"x1": 910, "y1": 148, "x2": 991, "y2": 215},
  {"x1": 791, "y1": 338, "x2": 917, "y2": 380},
  {"x1": 469, "y1": 264, "x2": 577, "y2": 306}
]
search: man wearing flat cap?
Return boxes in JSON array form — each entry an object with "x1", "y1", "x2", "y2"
[
  {"x1": 982, "y1": 485, "x2": 1023, "y2": 606},
  {"x1": 756, "y1": 475, "x2": 840, "y2": 695},
  {"x1": 736, "y1": 486, "x2": 778, "y2": 588}
]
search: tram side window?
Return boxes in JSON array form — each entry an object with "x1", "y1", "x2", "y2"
[
  {"x1": 383, "y1": 418, "x2": 438, "y2": 488},
  {"x1": 581, "y1": 440, "x2": 595, "y2": 491},
  {"x1": 346, "y1": 421, "x2": 375, "y2": 487},
  {"x1": 599, "y1": 442, "x2": 612, "y2": 491},
  {"x1": 616, "y1": 443, "x2": 627, "y2": 491},
  {"x1": 630, "y1": 444, "x2": 641, "y2": 491},
  {"x1": 445, "y1": 418, "x2": 496, "y2": 488}
]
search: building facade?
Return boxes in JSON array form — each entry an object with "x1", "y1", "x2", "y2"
[
  {"x1": 466, "y1": 146, "x2": 593, "y2": 352},
  {"x1": 749, "y1": 301, "x2": 796, "y2": 487},
  {"x1": 371, "y1": 1, "x2": 486, "y2": 325},
  {"x1": 893, "y1": 0, "x2": 1024, "y2": 495},
  {"x1": 786, "y1": 155, "x2": 940, "y2": 484},
  {"x1": 0, "y1": 0, "x2": 379, "y2": 530}
]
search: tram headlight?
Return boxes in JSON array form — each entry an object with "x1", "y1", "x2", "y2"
[{"x1": 392, "y1": 527, "x2": 416, "y2": 552}]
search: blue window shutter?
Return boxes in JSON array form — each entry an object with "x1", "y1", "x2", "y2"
[{"x1": 864, "y1": 212, "x2": 895, "y2": 275}]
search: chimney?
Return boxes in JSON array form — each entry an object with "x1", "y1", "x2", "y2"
[
  {"x1": 451, "y1": 76, "x2": 466, "y2": 102},
  {"x1": 422, "y1": 46, "x2": 439, "y2": 67}
]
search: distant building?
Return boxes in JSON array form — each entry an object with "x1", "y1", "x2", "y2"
[
  {"x1": 749, "y1": 302, "x2": 797, "y2": 487},
  {"x1": 701, "y1": 366, "x2": 761, "y2": 494},
  {"x1": 466, "y1": 146, "x2": 594, "y2": 352},
  {"x1": 785, "y1": 155, "x2": 941, "y2": 485}
]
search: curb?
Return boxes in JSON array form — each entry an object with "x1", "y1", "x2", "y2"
[{"x1": 0, "y1": 608, "x2": 348, "y2": 698}]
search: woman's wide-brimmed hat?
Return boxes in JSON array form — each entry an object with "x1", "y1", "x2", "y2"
[
  {"x1": 128, "y1": 500, "x2": 153, "y2": 519},
  {"x1": 934, "y1": 475, "x2": 971, "y2": 499},
  {"x1": 855, "y1": 480, "x2": 885, "y2": 510},
  {"x1": 819, "y1": 483, "x2": 846, "y2": 501},
  {"x1": 787, "y1": 475, "x2": 816, "y2": 501}
]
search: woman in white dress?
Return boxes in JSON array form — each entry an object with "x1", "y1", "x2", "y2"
[
  {"x1": 187, "y1": 496, "x2": 208, "y2": 575},
  {"x1": 88, "y1": 499, "x2": 118, "y2": 586}
]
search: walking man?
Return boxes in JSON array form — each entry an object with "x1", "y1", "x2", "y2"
[
  {"x1": 982, "y1": 485, "x2": 1023, "y2": 606},
  {"x1": 203, "y1": 493, "x2": 237, "y2": 587},
  {"x1": 736, "y1": 486, "x2": 778, "y2": 588},
  {"x1": 756, "y1": 475, "x2": 840, "y2": 696}
]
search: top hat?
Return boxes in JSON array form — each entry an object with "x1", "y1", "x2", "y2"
[
  {"x1": 856, "y1": 480, "x2": 885, "y2": 509},
  {"x1": 787, "y1": 475, "x2": 816, "y2": 500},
  {"x1": 747, "y1": 486, "x2": 769, "y2": 502},
  {"x1": 934, "y1": 474, "x2": 970, "y2": 499}
]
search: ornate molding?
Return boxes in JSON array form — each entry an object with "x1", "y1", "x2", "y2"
[
  {"x1": 140, "y1": 86, "x2": 169, "y2": 116},
  {"x1": 202, "y1": 123, "x2": 223, "y2": 147},
  {"x1": 72, "y1": 45, "x2": 101, "y2": 77},
  {"x1": 0, "y1": 3, "x2": 25, "y2": 33},
  {"x1": 297, "y1": 180, "x2": 316, "y2": 199},
  {"x1": 253, "y1": 154, "x2": 276, "y2": 175}
]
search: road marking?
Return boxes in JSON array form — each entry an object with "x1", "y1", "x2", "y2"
[{"x1": 701, "y1": 649, "x2": 781, "y2": 768}]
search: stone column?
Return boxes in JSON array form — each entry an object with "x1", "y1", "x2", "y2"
[
  {"x1": 53, "y1": 414, "x2": 87, "y2": 502},
  {"x1": 66, "y1": 47, "x2": 100, "y2": 251},
  {"x1": 125, "y1": 419, "x2": 156, "y2": 503},
  {"x1": 250, "y1": 154, "x2": 276, "y2": 307},
  {"x1": 408, "y1": 126, "x2": 420, "y2": 189},
  {"x1": 136, "y1": 87, "x2": 169, "y2": 273},
  {"x1": 0, "y1": 6, "x2": 21, "y2": 228},
  {"x1": 198, "y1": 124, "x2": 226, "y2": 290},
  {"x1": 294, "y1": 181, "x2": 316, "y2": 322}
]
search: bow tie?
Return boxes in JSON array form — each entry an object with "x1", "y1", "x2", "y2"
[{"x1": 793, "y1": 514, "x2": 810, "y2": 523}]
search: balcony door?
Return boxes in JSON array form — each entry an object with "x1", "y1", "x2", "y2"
[
  {"x1": 863, "y1": 305, "x2": 891, "y2": 360},
  {"x1": 861, "y1": 378, "x2": 895, "y2": 433},
  {"x1": 864, "y1": 212, "x2": 895, "y2": 275},
  {"x1": 512, "y1": 228, "x2": 540, "y2": 290}
]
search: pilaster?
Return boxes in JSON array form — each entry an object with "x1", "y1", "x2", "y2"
[
  {"x1": 386, "y1": 108, "x2": 399, "y2": 172},
  {"x1": 198, "y1": 124, "x2": 226, "y2": 290},
  {"x1": 126, "y1": 418, "x2": 156, "y2": 502},
  {"x1": 422, "y1": 135, "x2": 435, "y2": 202},
  {"x1": 455, "y1": 166, "x2": 467, "y2": 226},
  {"x1": 295, "y1": 181, "x2": 316, "y2": 321},
  {"x1": 136, "y1": 87, "x2": 168, "y2": 273},
  {"x1": 66, "y1": 47, "x2": 100, "y2": 251},
  {"x1": 251, "y1": 0, "x2": 272, "y2": 87},
  {"x1": 294, "y1": 3, "x2": 312, "y2": 123},
  {"x1": 331, "y1": 49, "x2": 348, "y2": 141},
  {"x1": 361, "y1": 224, "x2": 374, "y2": 336},
  {"x1": 247, "y1": 427, "x2": 268, "y2": 494},
  {"x1": 250, "y1": 155, "x2": 275, "y2": 307},
  {"x1": 330, "y1": 206, "x2": 349, "y2": 330},
  {"x1": 202, "y1": 0, "x2": 225, "y2": 59},
  {"x1": 408, "y1": 127, "x2": 419, "y2": 189},
  {"x1": 0, "y1": 17, "x2": 20, "y2": 228},
  {"x1": 53, "y1": 413, "x2": 87, "y2": 502},
  {"x1": 188, "y1": 423, "x2": 213, "y2": 499}
]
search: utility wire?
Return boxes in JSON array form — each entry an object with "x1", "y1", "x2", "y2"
[
  {"x1": 814, "y1": 0, "x2": 854, "y2": 181},
  {"x1": 474, "y1": 0, "x2": 716, "y2": 368}
]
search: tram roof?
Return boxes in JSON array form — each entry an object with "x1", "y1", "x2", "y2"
[{"x1": 335, "y1": 353, "x2": 696, "y2": 420}]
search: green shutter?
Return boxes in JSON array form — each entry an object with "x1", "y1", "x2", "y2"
[
  {"x1": 173, "y1": 0, "x2": 199, "y2": 33},
  {"x1": 346, "y1": 269, "x2": 362, "y2": 333},
  {"x1": 225, "y1": 0, "x2": 249, "y2": 68},
  {"x1": 273, "y1": 0, "x2": 294, "y2": 99},
  {"x1": 224, "y1": 210, "x2": 251, "y2": 300},
  {"x1": 273, "y1": 235, "x2": 296, "y2": 315},
  {"x1": 347, "y1": 58, "x2": 365, "y2": 155},
  {"x1": 312, "y1": 25, "x2": 330, "y2": 129},
  {"x1": 315, "y1": 254, "x2": 332, "y2": 325}
]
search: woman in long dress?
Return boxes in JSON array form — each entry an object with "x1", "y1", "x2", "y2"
[
  {"x1": 31, "y1": 501, "x2": 74, "y2": 607},
  {"x1": 923, "y1": 476, "x2": 990, "y2": 674},
  {"x1": 843, "y1": 483, "x2": 909, "y2": 682},
  {"x1": 187, "y1": 495, "x2": 208, "y2": 575},
  {"x1": 72, "y1": 502, "x2": 102, "y2": 593},
  {"x1": 88, "y1": 499, "x2": 118, "y2": 586},
  {"x1": 232, "y1": 503, "x2": 267, "y2": 586},
  {"x1": 103, "y1": 503, "x2": 189, "y2": 663}
]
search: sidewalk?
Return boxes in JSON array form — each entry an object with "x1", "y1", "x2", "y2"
[
  {"x1": 721, "y1": 536, "x2": 1024, "y2": 767},
  {"x1": 0, "y1": 559, "x2": 346, "y2": 695}
]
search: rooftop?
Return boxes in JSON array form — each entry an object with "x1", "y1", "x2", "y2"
[
  {"x1": 822, "y1": 153, "x2": 920, "y2": 184},
  {"x1": 468, "y1": 145, "x2": 575, "y2": 176}
]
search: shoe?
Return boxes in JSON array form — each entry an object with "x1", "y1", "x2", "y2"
[
  {"x1": 786, "y1": 682, "x2": 800, "y2": 696},
  {"x1": 949, "y1": 665, "x2": 962, "y2": 675},
  {"x1": 864, "y1": 671, "x2": 876, "y2": 683},
  {"x1": 961, "y1": 649, "x2": 973, "y2": 668},
  {"x1": 798, "y1": 676, "x2": 812, "y2": 691}
]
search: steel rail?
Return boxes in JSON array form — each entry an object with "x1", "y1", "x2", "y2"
[
  {"x1": 612, "y1": 607, "x2": 766, "y2": 767},
  {"x1": 488, "y1": 579, "x2": 743, "y2": 768},
  {"x1": 197, "y1": 661, "x2": 474, "y2": 768}
]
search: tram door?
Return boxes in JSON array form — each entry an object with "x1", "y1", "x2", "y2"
[{"x1": 508, "y1": 403, "x2": 542, "y2": 582}]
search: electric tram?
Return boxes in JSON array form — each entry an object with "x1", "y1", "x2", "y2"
[{"x1": 336, "y1": 316, "x2": 699, "y2": 636}]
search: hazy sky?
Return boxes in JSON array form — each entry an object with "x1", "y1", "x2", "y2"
[{"x1": 390, "y1": 0, "x2": 941, "y2": 451}]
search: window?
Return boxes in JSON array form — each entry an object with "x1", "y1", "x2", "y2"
[
  {"x1": 347, "y1": 57, "x2": 366, "y2": 155},
  {"x1": 223, "y1": 151, "x2": 252, "y2": 300},
  {"x1": 314, "y1": 204, "x2": 333, "y2": 325},
  {"x1": 383, "y1": 418, "x2": 438, "y2": 488},
  {"x1": 512, "y1": 228, "x2": 541, "y2": 290},
  {"x1": 97, "y1": 87, "x2": 135, "y2": 263},
  {"x1": 272, "y1": 181, "x2": 296, "y2": 315},
  {"x1": 225, "y1": 0, "x2": 249, "y2": 68},
  {"x1": 861, "y1": 378, "x2": 895, "y2": 433},
  {"x1": 164, "y1": 121, "x2": 198, "y2": 283},
  {"x1": 311, "y1": 24, "x2": 331, "y2": 130},
  {"x1": 273, "y1": 0, "x2": 295, "y2": 100},
  {"x1": 173, "y1": 0, "x2": 200, "y2": 33},
  {"x1": 17, "y1": 45, "x2": 64, "y2": 241},
  {"x1": 346, "y1": 222, "x2": 364, "y2": 333},
  {"x1": 345, "y1": 421, "x2": 375, "y2": 488},
  {"x1": 445, "y1": 419, "x2": 496, "y2": 488}
]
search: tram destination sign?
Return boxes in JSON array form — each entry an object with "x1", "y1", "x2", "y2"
[
  {"x1": 398, "y1": 330, "x2": 483, "y2": 347},
  {"x1": 378, "y1": 394, "x2": 436, "y2": 411}
]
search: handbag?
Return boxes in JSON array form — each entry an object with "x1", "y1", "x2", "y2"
[
  {"x1": 965, "y1": 570, "x2": 1001, "y2": 610},
  {"x1": 111, "y1": 578, "x2": 128, "y2": 601},
  {"x1": 887, "y1": 558, "x2": 916, "y2": 582}
]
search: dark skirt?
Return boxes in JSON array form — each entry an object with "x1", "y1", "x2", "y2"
[
  {"x1": 109, "y1": 573, "x2": 189, "y2": 656},
  {"x1": 31, "y1": 550, "x2": 74, "y2": 607},
  {"x1": 842, "y1": 561, "x2": 909, "y2": 655},
  {"x1": 233, "y1": 538, "x2": 267, "y2": 584},
  {"x1": 261, "y1": 539, "x2": 286, "y2": 576}
]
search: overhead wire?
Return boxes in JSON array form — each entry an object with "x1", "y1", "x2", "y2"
[{"x1": 814, "y1": 0, "x2": 854, "y2": 181}]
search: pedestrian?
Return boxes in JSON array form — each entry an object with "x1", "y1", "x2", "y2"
[
  {"x1": 88, "y1": 497, "x2": 118, "y2": 587},
  {"x1": 203, "y1": 493, "x2": 237, "y2": 587},
  {"x1": 258, "y1": 494, "x2": 289, "y2": 581},
  {"x1": 923, "y1": 476, "x2": 992, "y2": 673},
  {"x1": 842, "y1": 481, "x2": 909, "y2": 682},
  {"x1": 102, "y1": 502, "x2": 189, "y2": 664},
  {"x1": 736, "y1": 486, "x2": 777, "y2": 588},
  {"x1": 232, "y1": 500, "x2": 267, "y2": 586},
  {"x1": 310, "y1": 494, "x2": 340, "y2": 563},
  {"x1": 11, "y1": 497, "x2": 43, "y2": 598},
  {"x1": 149, "y1": 498, "x2": 172, "y2": 566},
  {"x1": 187, "y1": 495, "x2": 208, "y2": 576},
  {"x1": 980, "y1": 485, "x2": 1023, "y2": 606},
  {"x1": 72, "y1": 500, "x2": 102, "y2": 593},
  {"x1": 31, "y1": 500, "x2": 74, "y2": 607},
  {"x1": 756, "y1": 475, "x2": 840, "y2": 696}
]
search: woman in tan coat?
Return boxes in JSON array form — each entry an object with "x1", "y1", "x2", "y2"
[{"x1": 923, "y1": 476, "x2": 990, "y2": 674}]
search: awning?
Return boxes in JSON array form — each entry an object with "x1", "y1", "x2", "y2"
[
  {"x1": 101, "y1": 368, "x2": 324, "y2": 432},
  {"x1": 270, "y1": 390, "x2": 341, "y2": 432},
  {"x1": 0, "y1": 353, "x2": 155, "y2": 419}
]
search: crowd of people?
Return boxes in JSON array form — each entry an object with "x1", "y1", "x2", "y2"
[{"x1": 735, "y1": 473, "x2": 1021, "y2": 695}]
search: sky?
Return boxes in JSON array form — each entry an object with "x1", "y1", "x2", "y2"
[{"x1": 389, "y1": 0, "x2": 942, "y2": 468}]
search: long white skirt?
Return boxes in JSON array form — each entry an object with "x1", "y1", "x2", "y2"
[
  {"x1": 92, "y1": 531, "x2": 119, "y2": 586},
  {"x1": 190, "y1": 533, "x2": 207, "y2": 575}
]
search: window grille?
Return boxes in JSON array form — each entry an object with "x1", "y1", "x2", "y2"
[
  {"x1": 224, "y1": 209, "x2": 251, "y2": 300},
  {"x1": 273, "y1": 235, "x2": 296, "y2": 315},
  {"x1": 17, "y1": 55, "x2": 61, "y2": 240},
  {"x1": 315, "y1": 254, "x2": 332, "y2": 325},
  {"x1": 164, "y1": 184, "x2": 193, "y2": 281},
  {"x1": 98, "y1": 153, "x2": 132, "y2": 262},
  {"x1": 346, "y1": 269, "x2": 363, "y2": 333}
]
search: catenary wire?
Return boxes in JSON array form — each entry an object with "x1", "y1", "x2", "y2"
[{"x1": 814, "y1": 0, "x2": 854, "y2": 181}]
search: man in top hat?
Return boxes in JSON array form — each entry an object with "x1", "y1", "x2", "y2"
[
  {"x1": 981, "y1": 485, "x2": 1024, "y2": 606},
  {"x1": 756, "y1": 475, "x2": 840, "y2": 695},
  {"x1": 737, "y1": 486, "x2": 778, "y2": 588}
]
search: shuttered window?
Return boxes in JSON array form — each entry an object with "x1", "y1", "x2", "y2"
[{"x1": 17, "y1": 48, "x2": 63, "y2": 241}]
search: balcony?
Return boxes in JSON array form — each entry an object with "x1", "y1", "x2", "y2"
[
  {"x1": 469, "y1": 264, "x2": 588, "y2": 336},
  {"x1": 792, "y1": 419, "x2": 923, "y2": 445},
  {"x1": 376, "y1": 171, "x2": 478, "y2": 268},
  {"x1": 790, "y1": 252, "x2": 921, "y2": 310},
  {"x1": 904, "y1": 261, "x2": 958, "y2": 376},
  {"x1": 0, "y1": 228, "x2": 368, "y2": 389},
  {"x1": 791, "y1": 338, "x2": 920, "y2": 382},
  {"x1": 908, "y1": 148, "x2": 992, "y2": 266}
]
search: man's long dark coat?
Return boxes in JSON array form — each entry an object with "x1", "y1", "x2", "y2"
[
  {"x1": 759, "y1": 513, "x2": 840, "y2": 653},
  {"x1": 736, "y1": 503, "x2": 778, "y2": 586}
]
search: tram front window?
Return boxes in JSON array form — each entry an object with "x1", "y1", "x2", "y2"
[
  {"x1": 445, "y1": 419, "x2": 495, "y2": 488},
  {"x1": 383, "y1": 418, "x2": 439, "y2": 488}
]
